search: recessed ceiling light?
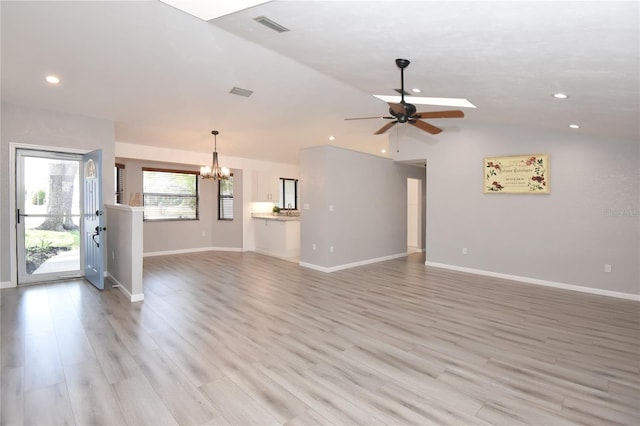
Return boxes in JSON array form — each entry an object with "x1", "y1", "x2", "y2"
[
  {"x1": 553, "y1": 93, "x2": 568, "y2": 99},
  {"x1": 411, "y1": 88, "x2": 421, "y2": 93},
  {"x1": 328, "y1": 136, "x2": 335, "y2": 141},
  {"x1": 45, "y1": 75, "x2": 60, "y2": 84},
  {"x1": 381, "y1": 149, "x2": 387, "y2": 153},
  {"x1": 569, "y1": 124, "x2": 580, "y2": 129}
]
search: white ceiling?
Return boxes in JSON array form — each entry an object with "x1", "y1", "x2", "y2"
[{"x1": 2, "y1": 1, "x2": 638, "y2": 165}]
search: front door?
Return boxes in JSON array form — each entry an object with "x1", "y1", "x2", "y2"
[
  {"x1": 83, "y1": 149, "x2": 105, "y2": 290},
  {"x1": 16, "y1": 149, "x2": 82, "y2": 284}
]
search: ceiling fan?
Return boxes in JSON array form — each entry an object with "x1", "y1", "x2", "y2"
[{"x1": 346, "y1": 58, "x2": 464, "y2": 135}]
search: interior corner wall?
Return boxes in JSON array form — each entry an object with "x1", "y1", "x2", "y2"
[
  {"x1": 300, "y1": 145, "x2": 425, "y2": 269},
  {"x1": 0, "y1": 102, "x2": 116, "y2": 284},
  {"x1": 392, "y1": 123, "x2": 640, "y2": 296}
]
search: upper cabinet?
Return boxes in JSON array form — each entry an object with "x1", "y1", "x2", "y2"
[{"x1": 252, "y1": 171, "x2": 280, "y2": 202}]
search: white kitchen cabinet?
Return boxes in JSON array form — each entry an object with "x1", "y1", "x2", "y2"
[
  {"x1": 252, "y1": 171, "x2": 280, "y2": 202},
  {"x1": 253, "y1": 216, "x2": 300, "y2": 259}
]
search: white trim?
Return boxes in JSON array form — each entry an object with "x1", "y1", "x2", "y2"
[
  {"x1": 144, "y1": 247, "x2": 243, "y2": 257},
  {"x1": 107, "y1": 273, "x2": 144, "y2": 302},
  {"x1": 425, "y1": 261, "x2": 640, "y2": 301},
  {"x1": 1, "y1": 281, "x2": 16, "y2": 289},
  {"x1": 300, "y1": 252, "x2": 408, "y2": 273}
]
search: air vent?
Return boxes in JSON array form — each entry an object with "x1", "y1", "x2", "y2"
[
  {"x1": 229, "y1": 87, "x2": 254, "y2": 97},
  {"x1": 253, "y1": 16, "x2": 290, "y2": 33},
  {"x1": 394, "y1": 88, "x2": 411, "y2": 96}
]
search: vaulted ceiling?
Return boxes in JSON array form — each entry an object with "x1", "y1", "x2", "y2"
[{"x1": 2, "y1": 1, "x2": 638, "y2": 164}]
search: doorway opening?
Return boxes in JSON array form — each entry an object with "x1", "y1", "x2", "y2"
[
  {"x1": 407, "y1": 177, "x2": 423, "y2": 254},
  {"x1": 16, "y1": 149, "x2": 83, "y2": 284}
]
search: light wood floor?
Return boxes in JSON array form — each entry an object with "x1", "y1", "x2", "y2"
[{"x1": 1, "y1": 252, "x2": 638, "y2": 425}]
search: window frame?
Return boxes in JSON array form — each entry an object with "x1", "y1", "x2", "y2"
[
  {"x1": 115, "y1": 162, "x2": 125, "y2": 204},
  {"x1": 218, "y1": 173, "x2": 234, "y2": 221},
  {"x1": 142, "y1": 167, "x2": 199, "y2": 222},
  {"x1": 279, "y1": 177, "x2": 298, "y2": 210}
]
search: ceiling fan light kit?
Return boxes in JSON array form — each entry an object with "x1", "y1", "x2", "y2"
[{"x1": 347, "y1": 58, "x2": 467, "y2": 135}]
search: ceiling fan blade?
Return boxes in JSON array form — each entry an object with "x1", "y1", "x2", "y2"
[
  {"x1": 415, "y1": 110, "x2": 464, "y2": 119},
  {"x1": 410, "y1": 119, "x2": 442, "y2": 135},
  {"x1": 388, "y1": 103, "x2": 405, "y2": 115},
  {"x1": 375, "y1": 121, "x2": 398, "y2": 135},
  {"x1": 344, "y1": 116, "x2": 394, "y2": 121}
]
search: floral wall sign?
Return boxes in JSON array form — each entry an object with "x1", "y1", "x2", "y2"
[{"x1": 484, "y1": 154, "x2": 550, "y2": 194}]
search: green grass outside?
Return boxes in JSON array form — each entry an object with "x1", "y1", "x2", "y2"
[{"x1": 25, "y1": 229, "x2": 80, "y2": 249}]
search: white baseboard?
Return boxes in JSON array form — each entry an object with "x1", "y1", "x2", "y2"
[
  {"x1": 106, "y1": 273, "x2": 144, "y2": 302},
  {"x1": 144, "y1": 246, "x2": 243, "y2": 257},
  {"x1": 301, "y1": 252, "x2": 408, "y2": 273},
  {"x1": 425, "y1": 261, "x2": 640, "y2": 301},
  {"x1": 1, "y1": 281, "x2": 15, "y2": 289}
]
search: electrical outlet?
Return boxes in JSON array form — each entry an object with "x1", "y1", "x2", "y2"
[
  {"x1": 329, "y1": 205, "x2": 334, "y2": 212},
  {"x1": 330, "y1": 246, "x2": 334, "y2": 253},
  {"x1": 202, "y1": 231, "x2": 206, "y2": 237},
  {"x1": 312, "y1": 243, "x2": 316, "y2": 251},
  {"x1": 604, "y1": 264, "x2": 612, "y2": 273},
  {"x1": 462, "y1": 247, "x2": 468, "y2": 255},
  {"x1": 111, "y1": 250, "x2": 115, "y2": 260},
  {"x1": 303, "y1": 203, "x2": 310, "y2": 210}
]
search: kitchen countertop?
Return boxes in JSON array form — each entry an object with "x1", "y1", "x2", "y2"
[{"x1": 251, "y1": 213, "x2": 300, "y2": 221}]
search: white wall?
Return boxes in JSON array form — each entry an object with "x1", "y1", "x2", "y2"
[
  {"x1": 300, "y1": 145, "x2": 425, "y2": 270},
  {"x1": 392, "y1": 122, "x2": 639, "y2": 297},
  {"x1": 105, "y1": 204, "x2": 143, "y2": 301},
  {"x1": 1, "y1": 103, "x2": 115, "y2": 285}
]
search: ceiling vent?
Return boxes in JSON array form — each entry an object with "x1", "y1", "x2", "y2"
[
  {"x1": 229, "y1": 86, "x2": 254, "y2": 97},
  {"x1": 394, "y1": 88, "x2": 411, "y2": 96},
  {"x1": 253, "y1": 16, "x2": 290, "y2": 33}
]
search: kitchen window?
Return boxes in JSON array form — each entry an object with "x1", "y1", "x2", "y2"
[{"x1": 278, "y1": 178, "x2": 298, "y2": 210}]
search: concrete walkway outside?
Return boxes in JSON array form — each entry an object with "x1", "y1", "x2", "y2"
[{"x1": 33, "y1": 248, "x2": 80, "y2": 274}]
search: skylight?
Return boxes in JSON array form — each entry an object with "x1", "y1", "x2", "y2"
[
  {"x1": 373, "y1": 95, "x2": 476, "y2": 109},
  {"x1": 159, "y1": 0, "x2": 272, "y2": 21}
]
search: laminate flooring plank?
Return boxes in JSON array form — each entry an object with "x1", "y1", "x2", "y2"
[
  {"x1": 112, "y1": 374, "x2": 179, "y2": 426},
  {"x1": 83, "y1": 321, "x2": 143, "y2": 385},
  {"x1": 23, "y1": 330, "x2": 64, "y2": 392},
  {"x1": 132, "y1": 348, "x2": 221, "y2": 425},
  {"x1": 256, "y1": 362, "x2": 385, "y2": 425},
  {"x1": 285, "y1": 408, "x2": 334, "y2": 426},
  {"x1": 149, "y1": 328, "x2": 224, "y2": 387},
  {"x1": 1, "y1": 366, "x2": 23, "y2": 426},
  {"x1": 309, "y1": 361, "x2": 451, "y2": 425},
  {"x1": 23, "y1": 382, "x2": 75, "y2": 426},
  {"x1": 200, "y1": 375, "x2": 281, "y2": 426},
  {"x1": 375, "y1": 381, "x2": 490, "y2": 425},
  {"x1": 63, "y1": 359, "x2": 127, "y2": 426},
  {"x1": 223, "y1": 362, "x2": 309, "y2": 424}
]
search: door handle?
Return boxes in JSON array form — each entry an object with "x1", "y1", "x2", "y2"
[
  {"x1": 92, "y1": 226, "x2": 107, "y2": 247},
  {"x1": 16, "y1": 208, "x2": 29, "y2": 224}
]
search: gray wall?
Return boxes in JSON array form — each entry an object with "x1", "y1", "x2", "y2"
[
  {"x1": 116, "y1": 158, "x2": 243, "y2": 254},
  {"x1": 300, "y1": 145, "x2": 425, "y2": 269},
  {"x1": 393, "y1": 122, "x2": 639, "y2": 296},
  {"x1": 1, "y1": 103, "x2": 115, "y2": 284}
]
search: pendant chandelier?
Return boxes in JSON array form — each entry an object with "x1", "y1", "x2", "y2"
[{"x1": 200, "y1": 130, "x2": 230, "y2": 180}]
